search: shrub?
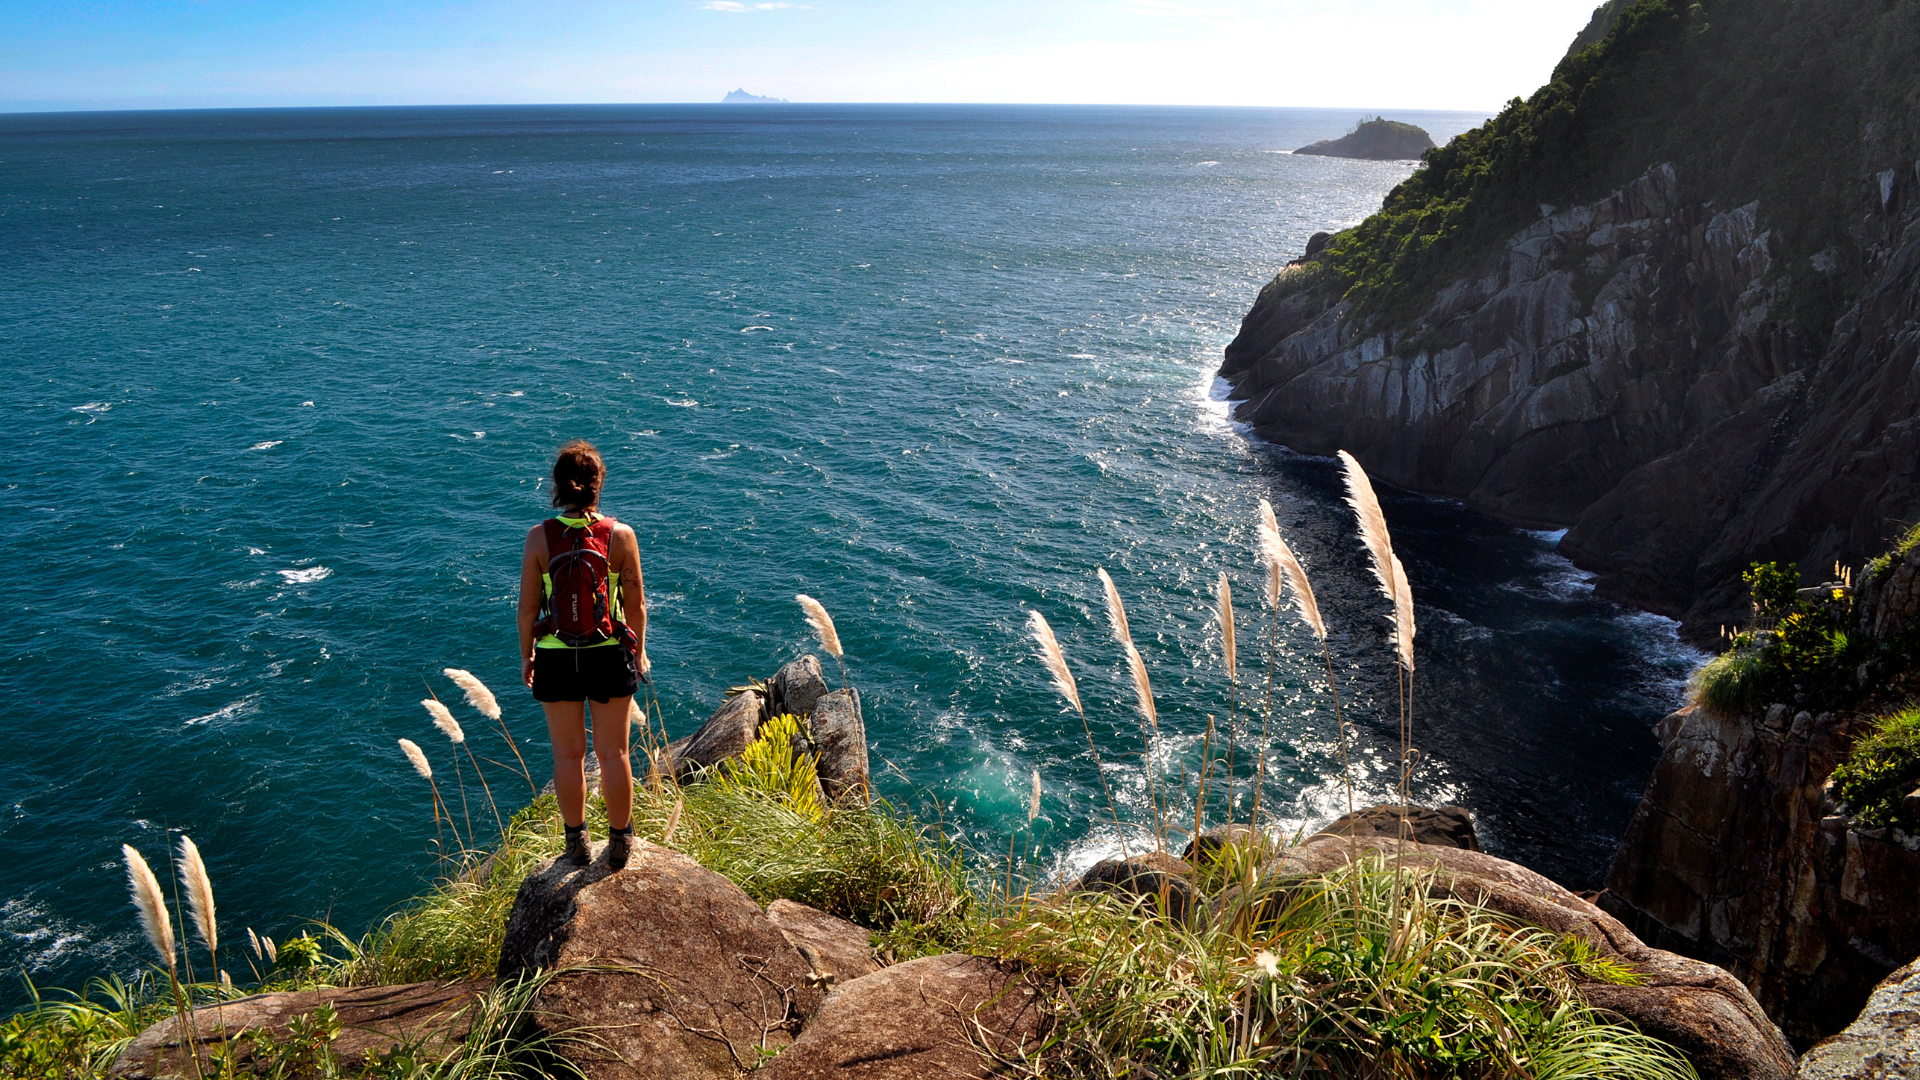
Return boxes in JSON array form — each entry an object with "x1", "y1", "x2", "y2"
[
  {"x1": 1689, "y1": 561, "x2": 1864, "y2": 716},
  {"x1": 1831, "y1": 706, "x2": 1920, "y2": 827}
]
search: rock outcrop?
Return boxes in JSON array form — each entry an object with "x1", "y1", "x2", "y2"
[
  {"x1": 1076, "y1": 851, "x2": 1200, "y2": 921},
  {"x1": 810, "y1": 689, "x2": 869, "y2": 800},
  {"x1": 1796, "y1": 960, "x2": 1920, "y2": 1079},
  {"x1": 1602, "y1": 699, "x2": 1920, "y2": 1047},
  {"x1": 667, "y1": 689, "x2": 765, "y2": 780},
  {"x1": 754, "y1": 954, "x2": 1048, "y2": 1080},
  {"x1": 768, "y1": 656, "x2": 830, "y2": 720},
  {"x1": 1221, "y1": 160, "x2": 1920, "y2": 637},
  {"x1": 766, "y1": 899, "x2": 880, "y2": 986},
  {"x1": 1282, "y1": 832, "x2": 1799, "y2": 1080},
  {"x1": 1295, "y1": 118, "x2": 1436, "y2": 161},
  {"x1": 498, "y1": 840, "x2": 827, "y2": 1079},
  {"x1": 110, "y1": 980, "x2": 491, "y2": 1079},
  {"x1": 1312, "y1": 804, "x2": 1481, "y2": 850}
]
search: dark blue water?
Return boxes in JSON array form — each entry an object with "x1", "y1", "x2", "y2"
[{"x1": 0, "y1": 105, "x2": 1701, "y2": 996}]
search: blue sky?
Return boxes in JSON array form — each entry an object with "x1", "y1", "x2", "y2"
[{"x1": 3, "y1": 0, "x2": 1605, "y2": 113}]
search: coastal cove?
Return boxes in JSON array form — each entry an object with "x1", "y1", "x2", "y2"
[{"x1": 1, "y1": 104, "x2": 1698, "y2": 1001}]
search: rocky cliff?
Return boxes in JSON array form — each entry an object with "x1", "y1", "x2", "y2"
[
  {"x1": 1220, "y1": 0, "x2": 1920, "y2": 639},
  {"x1": 1222, "y1": 159, "x2": 1920, "y2": 638},
  {"x1": 1599, "y1": 546, "x2": 1920, "y2": 1049}
]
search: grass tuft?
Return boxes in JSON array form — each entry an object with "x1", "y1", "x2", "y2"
[{"x1": 1831, "y1": 705, "x2": 1920, "y2": 828}]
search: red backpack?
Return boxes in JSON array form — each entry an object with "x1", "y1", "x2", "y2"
[{"x1": 535, "y1": 515, "x2": 630, "y2": 648}]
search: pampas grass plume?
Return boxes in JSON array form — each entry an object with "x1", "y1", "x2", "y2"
[
  {"x1": 1216, "y1": 572, "x2": 1236, "y2": 674},
  {"x1": 1260, "y1": 503, "x2": 1326, "y2": 641},
  {"x1": 399, "y1": 738, "x2": 432, "y2": 780},
  {"x1": 1339, "y1": 449, "x2": 1408, "y2": 649},
  {"x1": 1257, "y1": 500, "x2": 1285, "y2": 609},
  {"x1": 795, "y1": 594, "x2": 843, "y2": 660},
  {"x1": 1028, "y1": 769, "x2": 1042, "y2": 823},
  {"x1": 422, "y1": 699, "x2": 464, "y2": 744},
  {"x1": 121, "y1": 845, "x2": 174, "y2": 968},
  {"x1": 175, "y1": 835, "x2": 216, "y2": 958},
  {"x1": 442, "y1": 668, "x2": 500, "y2": 721},
  {"x1": 1392, "y1": 552, "x2": 1415, "y2": 672},
  {"x1": 1096, "y1": 568, "x2": 1130, "y2": 646},
  {"x1": 1026, "y1": 610, "x2": 1083, "y2": 715},
  {"x1": 662, "y1": 796, "x2": 684, "y2": 845},
  {"x1": 1125, "y1": 644, "x2": 1158, "y2": 732}
]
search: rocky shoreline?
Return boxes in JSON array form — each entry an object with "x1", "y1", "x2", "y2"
[{"x1": 1219, "y1": 160, "x2": 1920, "y2": 642}]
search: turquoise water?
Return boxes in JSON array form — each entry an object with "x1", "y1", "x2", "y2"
[{"x1": 0, "y1": 105, "x2": 1699, "y2": 995}]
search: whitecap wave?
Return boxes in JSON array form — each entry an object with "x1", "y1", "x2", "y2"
[
  {"x1": 185, "y1": 694, "x2": 260, "y2": 727},
  {"x1": 278, "y1": 566, "x2": 332, "y2": 584},
  {"x1": 248, "y1": 440, "x2": 282, "y2": 450}
]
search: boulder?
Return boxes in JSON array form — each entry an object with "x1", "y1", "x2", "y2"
[
  {"x1": 667, "y1": 689, "x2": 765, "y2": 781},
  {"x1": 498, "y1": 840, "x2": 825, "y2": 1079},
  {"x1": 769, "y1": 656, "x2": 830, "y2": 719},
  {"x1": 755, "y1": 953, "x2": 1048, "y2": 1080},
  {"x1": 811, "y1": 689, "x2": 870, "y2": 802},
  {"x1": 1281, "y1": 835, "x2": 1797, "y2": 1080},
  {"x1": 1796, "y1": 959, "x2": 1920, "y2": 1078},
  {"x1": 1181, "y1": 823, "x2": 1269, "y2": 864},
  {"x1": 1077, "y1": 851, "x2": 1198, "y2": 922},
  {"x1": 110, "y1": 980, "x2": 490, "y2": 1079},
  {"x1": 766, "y1": 899, "x2": 879, "y2": 986},
  {"x1": 1311, "y1": 804, "x2": 1481, "y2": 851}
]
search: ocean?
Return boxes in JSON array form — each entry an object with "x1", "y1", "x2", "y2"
[{"x1": 0, "y1": 104, "x2": 1702, "y2": 997}]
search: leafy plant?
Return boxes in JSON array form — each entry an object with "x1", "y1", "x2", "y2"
[
  {"x1": 1831, "y1": 706, "x2": 1920, "y2": 828},
  {"x1": 714, "y1": 712, "x2": 824, "y2": 820}
]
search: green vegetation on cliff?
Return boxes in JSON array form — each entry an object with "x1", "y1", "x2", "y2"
[{"x1": 1316, "y1": 0, "x2": 1920, "y2": 328}]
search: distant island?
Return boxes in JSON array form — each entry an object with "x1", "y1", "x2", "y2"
[
  {"x1": 723, "y1": 88, "x2": 787, "y2": 103},
  {"x1": 1294, "y1": 118, "x2": 1435, "y2": 161}
]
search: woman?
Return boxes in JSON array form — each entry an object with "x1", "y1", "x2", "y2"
[{"x1": 517, "y1": 440, "x2": 649, "y2": 870}]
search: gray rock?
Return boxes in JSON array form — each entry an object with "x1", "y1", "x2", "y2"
[
  {"x1": 1182, "y1": 823, "x2": 1269, "y2": 864},
  {"x1": 1218, "y1": 153, "x2": 1920, "y2": 640},
  {"x1": 811, "y1": 689, "x2": 869, "y2": 802},
  {"x1": 1604, "y1": 701, "x2": 1920, "y2": 1045},
  {"x1": 754, "y1": 953, "x2": 1047, "y2": 1080},
  {"x1": 111, "y1": 980, "x2": 490, "y2": 1079},
  {"x1": 666, "y1": 689, "x2": 765, "y2": 780},
  {"x1": 498, "y1": 839, "x2": 824, "y2": 1079},
  {"x1": 766, "y1": 899, "x2": 879, "y2": 986},
  {"x1": 1077, "y1": 851, "x2": 1198, "y2": 922},
  {"x1": 1311, "y1": 804, "x2": 1480, "y2": 851},
  {"x1": 769, "y1": 655, "x2": 830, "y2": 719},
  {"x1": 1796, "y1": 960, "x2": 1920, "y2": 1078}
]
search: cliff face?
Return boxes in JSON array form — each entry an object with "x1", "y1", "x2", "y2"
[
  {"x1": 1598, "y1": 547, "x2": 1920, "y2": 1048},
  {"x1": 1222, "y1": 161, "x2": 1920, "y2": 636}
]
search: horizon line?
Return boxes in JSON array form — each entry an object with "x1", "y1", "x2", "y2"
[{"x1": 0, "y1": 100, "x2": 1502, "y2": 119}]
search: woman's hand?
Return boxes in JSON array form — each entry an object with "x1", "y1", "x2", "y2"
[{"x1": 522, "y1": 652, "x2": 537, "y2": 689}]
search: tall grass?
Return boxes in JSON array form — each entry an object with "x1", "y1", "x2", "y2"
[{"x1": 975, "y1": 853, "x2": 1697, "y2": 1080}]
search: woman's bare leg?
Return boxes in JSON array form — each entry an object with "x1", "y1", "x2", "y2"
[
  {"x1": 590, "y1": 696, "x2": 635, "y2": 830},
  {"x1": 543, "y1": 700, "x2": 589, "y2": 828}
]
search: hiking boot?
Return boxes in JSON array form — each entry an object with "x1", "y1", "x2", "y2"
[
  {"x1": 607, "y1": 826, "x2": 634, "y2": 871},
  {"x1": 562, "y1": 825, "x2": 590, "y2": 866}
]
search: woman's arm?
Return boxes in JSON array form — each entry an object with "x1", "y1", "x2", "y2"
[
  {"x1": 614, "y1": 524, "x2": 647, "y2": 678},
  {"x1": 517, "y1": 526, "x2": 547, "y2": 687}
]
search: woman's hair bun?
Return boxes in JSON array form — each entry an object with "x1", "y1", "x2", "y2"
[{"x1": 550, "y1": 440, "x2": 606, "y2": 509}]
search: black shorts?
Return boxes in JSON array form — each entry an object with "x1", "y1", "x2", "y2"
[{"x1": 531, "y1": 646, "x2": 639, "y2": 704}]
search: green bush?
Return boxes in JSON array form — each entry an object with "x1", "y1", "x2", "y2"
[
  {"x1": 1690, "y1": 561, "x2": 1864, "y2": 715},
  {"x1": 1832, "y1": 706, "x2": 1920, "y2": 827}
]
